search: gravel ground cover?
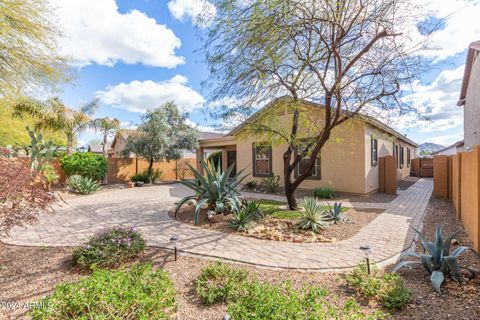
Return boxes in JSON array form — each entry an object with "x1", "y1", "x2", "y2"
[{"x1": 1, "y1": 193, "x2": 479, "y2": 320}]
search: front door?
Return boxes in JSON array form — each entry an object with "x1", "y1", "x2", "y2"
[{"x1": 227, "y1": 150, "x2": 237, "y2": 177}]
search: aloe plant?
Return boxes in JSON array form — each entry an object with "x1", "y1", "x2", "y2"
[
  {"x1": 176, "y1": 160, "x2": 246, "y2": 224},
  {"x1": 393, "y1": 224, "x2": 475, "y2": 294},
  {"x1": 66, "y1": 174, "x2": 101, "y2": 195},
  {"x1": 296, "y1": 197, "x2": 330, "y2": 233}
]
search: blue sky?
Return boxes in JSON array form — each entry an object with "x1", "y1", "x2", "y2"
[{"x1": 51, "y1": 0, "x2": 480, "y2": 147}]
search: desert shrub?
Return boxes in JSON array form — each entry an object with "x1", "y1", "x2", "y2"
[
  {"x1": 261, "y1": 173, "x2": 280, "y2": 192},
  {"x1": 60, "y1": 152, "x2": 107, "y2": 181},
  {"x1": 229, "y1": 209, "x2": 254, "y2": 231},
  {"x1": 313, "y1": 186, "x2": 335, "y2": 199},
  {"x1": 73, "y1": 226, "x2": 146, "y2": 270},
  {"x1": 30, "y1": 264, "x2": 177, "y2": 320},
  {"x1": 346, "y1": 263, "x2": 411, "y2": 310},
  {"x1": 241, "y1": 200, "x2": 263, "y2": 221},
  {"x1": 227, "y1": 281, "x2": 387, "y2": 319},
  {"x1": 66, "y1": 174, "x2": 101, "y2": 195},
  {"x1": 0, "y1": 158, "x2": 57, "y2": 235},
  {"x1": 40, "y1": 164, "x2": 59, "y2": 190},
  {"x1": 296, "y1": 197, "x2": 330, "y2": 233},
  {"x1": 245, "y1": 180, "x2": 257, "y2": 190},
  {"x1": 195, "y1": 262, "x2": 249, "y2": 305},
  {"x1": 131, "y1": 168, "x2": 163, "y2": 183}
]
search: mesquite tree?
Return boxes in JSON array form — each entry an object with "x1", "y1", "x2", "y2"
[
  {"x1": 122, "y1": 102, "x2": 199, "y2": 183},
  {"x1": 202, "y1": 0, "x2": 435, "y2": 209}
]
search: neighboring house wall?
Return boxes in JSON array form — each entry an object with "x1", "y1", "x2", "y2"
[{"x1": 465, "y1": 55, "x2": 480, "y2": 148}]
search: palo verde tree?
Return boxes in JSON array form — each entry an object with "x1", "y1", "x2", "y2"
[
  {"x1": 122, "y1": 102, "x2": 199, "y2": 183},
  {"x1": 202, "y1": 0, "x2": 436, "y2": 209},
  {"x1": 12, "y1": 97, "x2": 98, "y2": 154},
  {"x1": 0, "y1": 0, "x2": 70, "y2": 96}
]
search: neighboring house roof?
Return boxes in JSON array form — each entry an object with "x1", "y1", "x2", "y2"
[
  {"x1": 432, "y1": 140, "x2": 465, "y2": 155},
  {"x1": 227, "y1": 96, "x2": 418, "y2": 147},
  {"x1": 110, "y1": 129, "x2": 137, "y2": 150},
  {"x1": 458, "y1": 41, "x2": 480, "y2": 106},
  {"x1": 88, "y1": 144, "x2": 104, "y2": 153}
]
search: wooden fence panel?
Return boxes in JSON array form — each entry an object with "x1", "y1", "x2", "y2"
[
  {"x1": 433, "y1": 155, "x2": 448, "y2": 198},
  {"x1": 451, "y1": 154, "x2": 461, "y2": 219}
]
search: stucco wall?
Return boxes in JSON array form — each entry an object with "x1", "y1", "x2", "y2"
[
  {"x1": 235, "y1": 115, "x2": 367, "y2": 194},
  {"x1": 465, "y1": 54, "x2": 480, "y2": 148}
]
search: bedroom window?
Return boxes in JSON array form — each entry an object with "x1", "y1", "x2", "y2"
[
  {"x1": 371, "y1": 137, "x2": 378, "y2": 166},
  {"x1": 252, "y1": 144, "x2": 272, "y2": 176}
]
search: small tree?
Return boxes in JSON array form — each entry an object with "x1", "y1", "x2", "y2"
[
  {"x1": 0, "y1": 158, "x2": 57, "y2": 235},
  {"x1": 90, "y1": 117, "x2": 120, "y2": 157},
  {"x1": 202, "y1": 0, "x2": 436, "y2": 209},
  {"x1": 122, "y1": 102, "x2": 199, "y2": 183}
]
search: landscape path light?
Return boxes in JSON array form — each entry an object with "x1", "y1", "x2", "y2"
[
  {"x1": 170, "y1": 235, "x2": 180, "y2": 261},
  {"x1": 359, "y1": 244, "x2": 373, "y2": 275},
  {"x1": 207, "y1": 210, "x2": 215, "y2": 227}
]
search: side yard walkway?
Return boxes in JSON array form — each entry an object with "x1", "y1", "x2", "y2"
[{"x1": 2, "y1": 179, "x2": 433, "y2": 271}]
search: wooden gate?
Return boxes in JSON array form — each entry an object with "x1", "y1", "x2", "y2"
[{"x1": 379, "y1": 155, "x2": 397, "y2": 194}]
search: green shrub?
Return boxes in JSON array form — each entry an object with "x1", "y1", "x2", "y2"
[
  {"x1": 261, "y1": 173, "x2": 280, "y2": 192},
  {"x1": 241, "y1": 200, "x2": 263, "y2": 221},
  {"x1": 346, "y1": 263, "x2": 411, "y2": 310},
  {"x1": 245, "y1": 180, "x2": 257, "y2": 189},
  {"x1": 195, "y1": 262, "x2": 249, "y2": 305},
  {"x1": 313, "y1": 186, "x2": 335, "y2": 199},
  {"x1": 296, "y1": 197, "x2": 330, "y2": 233},
  {"x1": 73, "y1": 226, "x2": 146, "y2": 270},
  {"x1": 229, "y1": 209, "x2": 254, "y2": 231},
  {"x1": 379, "y1": 274, "x2": 412, "y2": 310},
  {"x1": 60, "y1": 152, "x2": 107, "y2": 181},
  {"x1": 131, "y1": 168, "x2": 163, "y2": 183},
  {"x1": 66, "y1": 174, "x2": 101, "y2": 195},
  {"x1": 227, "y1": 281, "x2": 387, "y2": 319},
  {"x1": 30, "y1": 264, "x2": 177, "y2": 320}
]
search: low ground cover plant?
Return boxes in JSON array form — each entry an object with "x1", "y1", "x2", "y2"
[
  {"x1": 314, "y1": 186, "x2": 335, "y2": 199},
  {"x1": 346, "y1": 263, "x2": 411, "y2": 310},
  {"x1": 131, "y1": 168, "x2": 163, "y2": 183},
  {"x1": 227, "y1": 281, "x2": 387, "y2": 319},
  {"x1": 60, "y1": 152, "x2": 107, "y2": 181},
  {"x1": 245, "y1": 180, "x2": 257, "y2": 190},
  {"x1": 195, "y1": 262, "x2": 249, "y2": 305},
  {"x1": 73, "y1": 226, "x2": 146, "y2": 270},
  {"x1": 66, "y1": 174, "x2": 101, "y2": 195},
  {"x1": 30, "y1": 264, "x2": 177, "y2": 320}
]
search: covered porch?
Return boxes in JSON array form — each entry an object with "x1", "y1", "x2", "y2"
[{"x1": 197, "y1": 135, "x2": 237, "y2": 175}]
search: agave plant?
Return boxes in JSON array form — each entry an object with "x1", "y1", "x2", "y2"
[
  {"x1": 66, "y1": 175, "x2": 101, "y2": 195},
  {"x1": 229, "y1": 209, "x2": 254, "y2": 232},
  {"x1": 393, "y1": 224, "x2": 475, "y2": 294},
  {"x1": 296, "y1": 197, "x2": 330, "y2": 233},
  {"x1": 241, "y1": 199, "x2": 263, "y2": 221},
  {"x1": 176, "y1": 160, "x2": 246, "y2": 224},
  {"x1": 328, "y1": 202, "x2": 346, "y2": 223}
]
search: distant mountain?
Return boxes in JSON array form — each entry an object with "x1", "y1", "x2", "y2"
[{"x1": 417, "y1": 142, "x2": 445, "y2": 155}]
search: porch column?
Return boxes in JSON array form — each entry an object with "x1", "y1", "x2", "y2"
[
  {"x1": 196, "y1": 147, "x2": 204, "y2": 175},
  {"x1": 221, "y1": 149, "x2": 228, "y2": 172}
]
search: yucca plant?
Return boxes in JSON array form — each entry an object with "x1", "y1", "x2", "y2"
[
  {"x1": 296, "y1": 197, "x2": 330, "y2": 233},
  {"x1": 328, "y1": 202, "x2": 346, "y2": 223},
  {"x1": 393, "y1": 224, "x2": 475, "y2": 294},
  {"x1": 229, "y1": 209, "x2": 253, "y2": 232},
  {"x1": 176, "y1": 160, "x2": 246, "y2": 224},
  {"x1": 67, "y1": 174, "x2": 101, "y2": 195}
]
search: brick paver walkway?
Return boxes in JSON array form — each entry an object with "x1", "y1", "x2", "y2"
[{"x1": 2, "y1": 179, "x2": 433, "y2": 271}]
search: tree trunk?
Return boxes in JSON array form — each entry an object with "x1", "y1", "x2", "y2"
[
  {"x1": 66, "y1": 137, "x2": 73, "y2": 155},
  {"x1": 285, "y1": 182, "x2": 298, "y2": 210},
  {"x1": 147, "y1": 158, "x2": 154, "y2": 183},
  {"x1": 102, "y1": 133, "x2": 108, "y2": 184}
]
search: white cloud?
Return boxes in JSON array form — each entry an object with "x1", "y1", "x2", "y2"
[
  {"x1": 168, "y1": 0, "x2": 216, "y2": 27},
  {"x1": 413, "y1": 0, "x2": 480, "y2": 61},
  {"x1": 51, "y1": 0, "x2": 184, "y2": 67},
  {"x1": 425, "y1": 132, "x2": 464, "y2": 146},
  {"x1": 96, "y1": 75, "x2": 205, "y2": 113},
  {"x1": 185, "y1": 118, "x2": 226, "y2": 133}
]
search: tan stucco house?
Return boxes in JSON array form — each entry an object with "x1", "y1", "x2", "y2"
[
  {"x1": 458, "y1": 40, "x2": 480, "y2": 148},
  {"x1": 198, "y1": 97, "x2": 417, "y2": 194}
]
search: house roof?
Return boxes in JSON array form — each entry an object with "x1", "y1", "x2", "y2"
[
  {"x1": 226, "y1": 96, "x2": 418, "y2": 147},
  {"x1": 432, "y1": 140, "x2": 465, "y2": 155},
  {"x1": 199, "y1": 131, "x2": 224, "y2": 140},
  {"x1": 457, "y1": 41, "x2": 480, "y2": 106}
]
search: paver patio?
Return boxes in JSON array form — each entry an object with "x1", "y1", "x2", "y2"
[{"x1": 2, "y1": 178, "x2": 433, "y2": 271}]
